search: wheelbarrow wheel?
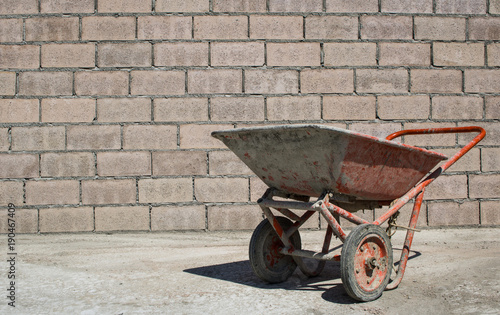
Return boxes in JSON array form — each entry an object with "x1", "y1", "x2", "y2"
[
  {"x1": 340, "y1": 224, "x2": 393, "y2": 302},
  {"x1": 249, "y1": 217, "x2": 301, "y2": 283}
]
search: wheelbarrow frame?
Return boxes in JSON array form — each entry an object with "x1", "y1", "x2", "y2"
[{"x1": 249, "y1": 126, "x2": 485, "y2": 300}]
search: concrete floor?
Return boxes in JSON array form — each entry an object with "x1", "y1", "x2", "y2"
[{"x1": 2, "y1": 227, "x2": 500, "y2": 314}]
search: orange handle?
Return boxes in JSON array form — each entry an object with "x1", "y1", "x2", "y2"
[{"x1": 386, "y1": 126, "x2": 486, "y2": 172}]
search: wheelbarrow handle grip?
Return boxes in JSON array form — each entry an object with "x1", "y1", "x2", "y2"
[{"x1": 386, "y1": 126, "x2": 486, "y2": 173}]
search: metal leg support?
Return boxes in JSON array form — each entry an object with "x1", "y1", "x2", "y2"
[{"x1": 386, "y1": 189, "x2": 425, "y2": 290}]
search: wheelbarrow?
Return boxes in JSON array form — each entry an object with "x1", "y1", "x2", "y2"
[{"x1": 211, "y1": 124, "x2": 485, "y2": 301}]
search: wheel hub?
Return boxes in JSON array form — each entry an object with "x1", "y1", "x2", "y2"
[{"x1": 354, "y1": 236, "x2": 390, "y2": 291}]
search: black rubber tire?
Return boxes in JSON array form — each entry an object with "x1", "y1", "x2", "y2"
[
  {"x1": 249, "y1": 217, "x2": 301, "y2": 283},
  {"x1": 340, "y1": 224, "x2": 393, "y2": 302}
]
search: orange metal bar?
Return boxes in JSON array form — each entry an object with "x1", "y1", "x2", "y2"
[
  {"x1": 381, "y1": 127, "x2": 485, "y2": 289},
  {"x1": 375, "y1": 126, "x2": 485, "y2": 225},
  {"x1": 256, "y1": 127, "x2": 485, "y2": 279},
  {"x1": 386, "y1": 189, "x2": 425, "y2": 290},
  {"x1": 386, "y1": 126, "x2": 486, "y2": 174}
]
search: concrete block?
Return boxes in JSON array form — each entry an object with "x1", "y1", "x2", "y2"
[
  {"x1": 381, "y1": 0, "x2": 432, "y2": 13},
  {"x1": 155, "y1": 42, "x2": 208, "y2": 66},
  {"x1": 137, "y1": 16, "x2": 192, "y2": 40},
  {"x1": 188, "y1": 69, "x2": 242, "y2": 94},
  {"x1": 134, "y1": 69, "x2": 189, "y2": 96},
  {"x1": 465, "y1": 69, "x2": 500, "y2": 93},
  {"x1": 95, "y1": 206, "x2": 149, "y2": 232},
  {"x1": 97, "y1": 98, "x2": 151, "y2": 123},
  {"x1": 415, "y1": 17, "x2": 465, "y2": 41},
  {"x1": 267, "y1": 43, "x2": 321, "y2": 67},
  {"x1": 0, "y1": 19, "x2": 23, "y2": 42},
  {"x1": 40, "y1": 207, "x2": 94, "y2": 233},
  {"x1": 482, "y1": 148, "x2": 500, "y2": 172},
  {"x1": 194, "y1": 16, "x2": 247, "y2": 40},
  {"x1": 20, "y1": 72, "x2": 73, "y2": 96},
  {"x1": 269, "y1": 0, "x2": 322, "y2": 12},
  {"x1": 11, "y1": 126, "x2": 65, "y2": 151},
  {"x1": 41, "y1": 152, "x2": 95, "y2": 177},
  {"x1": 306, "y1": 16, "x2": 358, "y2": 40},
  {"x1": 267, "y1": 96, "x2": 321, "y2": 121},
  {"x1": 323, "y1": 96, "x2": 376, "y2": 121},
  {"x1": 356, "y1": 69, "x2": 408, "y2": 93},
  {"x1": 424, "y1": 175, "x2": 468, "y2": 200},
  {"x1": 436, "y1": 0, "x2": 486, "y2": 14},
  {"x1": 470, "y1": 174, "x2": 500, "y2": 199},
  {"x1": 469, "y1": 17, "x2": 500, "y2": 40},
  {"x1": 208, "y1": 204, "x2": 262, "y2": 230},
  {"x1": 67, "y1": 125, "x2": 121, "y2": 150},
  {"x1": 0, "y1": 181, "x2": 24, "y2": 205},
  {"x1": 0, "y1": 45, "x2": 39, "y2": 69},
  {"x1": 211, "y1": 42, "x2": 264, "y2": 66},
  {"x1": 213, "y1": 0, "x2": 266, "y2": 12},
  {"x1": 156, "y1": 0, "x2": 209, "y2": 12},
  {"x1": 123, "y1": 125, "x2": 177, "y2": 150},
  {"x1": 428, "y1": 201, "x2": 479, "y2": 226},
  {"x1": 434, "y1": 42, "x2": 485, "y2": 67},
  {"x1": 41, "y1": 98, "x2": 95, "y2": 123},
  {"x1": 250, "y1": 16, "x2": 303, "y2": 39},
  {"x1": 41, "y1": 0, "x2": 94, "y2": 13},
  {"x1": 82, "y1": 179, "x2": 136, "y2": 205},
  {"x1": 26, "y1": 17, "x2": 79, "y2": 41},
  {"x1": 75, "y1": 71, "x2": 129, "y2": 96},
  {"x1": 152, "y1": 205, "x2": 206, "y2": 231},
  {"x1": 361, "y1": 16, "x2": 412, "y2": 40},
  {"x1": 0, "y1": 0, "x2": 37, "y2": 14},
  {"x1": 154, "y1": 98, "x2": 208, "y2": 122},
  {"x1": 0, "y1": 208, "x2": 38, "y2": 233},
  {"x1": 326, "y1": 0, "x2": 377, "y2": 12},
  {"x1": 98, "y1": 43, "x2": 152, "y2": 67},
  {"x1": 180, "y1": 124, "x2": 231, "y2": 149},
  {"x1": 26, "y1": 180, "x2": 80, "y2": 205},
  {"x1": 0, "y1": 154, "x2": 39, "y2": 179},
  {"x1": 138, "y1": 178, "x2": 193, "y2": 203},
  {"x1": 97, "y1": 152, "x2": 151, "y2": 176},
  {"x1": 324, "y1": 43, "x2": 376, "y2": 66},
  {"x1": 82, "y1": 16, "x2": 135, "y2": 40},
  {"x1": 480, "y1": 201, "x2": 500, "y2": 225},
  {"x1": 411, "y1": 69, "x2": 462, "y2": 93},
  {"x1": 431, "y1": 96, "x2": 483, "y2": 120},
  {"x1": 153, "y1": 151, "x2": 207, "y2": 176},
  {"x1": 379, "y1": 43, "x2": 430, "y2": 66},
  {"x1": 245, "y1": 70, "x2": 298, "y2": 94},
  {"x1": 195, "y1": 178, "x2": 248, "y2": 203},
  {"x1": 98, "y1": 0, "x2": 151, "y2": 13},
  {"x1": 378, "y1": 95, "x2": 430, "y2": 120},
  {"x1": 211, "y1": 97, "x2": 264, "y2": 122},
  {"x1": 42, "y1": 43, "x2": 95, "y2": 68},
  {"x1": 0, "y1": 99, "x2": 39, "y2": 123},
  {"x1": 209, "y1": 150, "x2": 253, "y2": 176}
]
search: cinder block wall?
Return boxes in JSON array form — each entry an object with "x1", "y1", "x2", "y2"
[{"x1": 0, "y1": 0, "x2": 499, "y2": 233}]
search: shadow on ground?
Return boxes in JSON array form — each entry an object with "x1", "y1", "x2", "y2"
[{"x1": 184, "y1": 248, "x2": 421, "y2": 304}]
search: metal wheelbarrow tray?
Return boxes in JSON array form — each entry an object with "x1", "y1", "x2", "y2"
[{"x1": 211, "y1": 124, "x2": 486, "y2": 301}]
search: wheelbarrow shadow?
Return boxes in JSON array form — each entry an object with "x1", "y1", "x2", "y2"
[{"x1": 183, "y1": 248, "x2": 421, "y2": 305}]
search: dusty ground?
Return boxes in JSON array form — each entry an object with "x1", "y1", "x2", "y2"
[{"x1": 1, "y1": 227, "x2": 499, "y2": 314}]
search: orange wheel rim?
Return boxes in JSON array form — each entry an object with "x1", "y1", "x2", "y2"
[{"x1": 353, "y1": 235, "x2": 390, "y2": 292}]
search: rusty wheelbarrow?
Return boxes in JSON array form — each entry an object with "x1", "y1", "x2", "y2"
[{"x1": 211, "y1": 124, "x2": 485, "y2": 301}]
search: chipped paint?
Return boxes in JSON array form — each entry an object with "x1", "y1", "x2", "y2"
[{"x1": 213, "y1": 125, "x2": 485, "y2": 300}]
